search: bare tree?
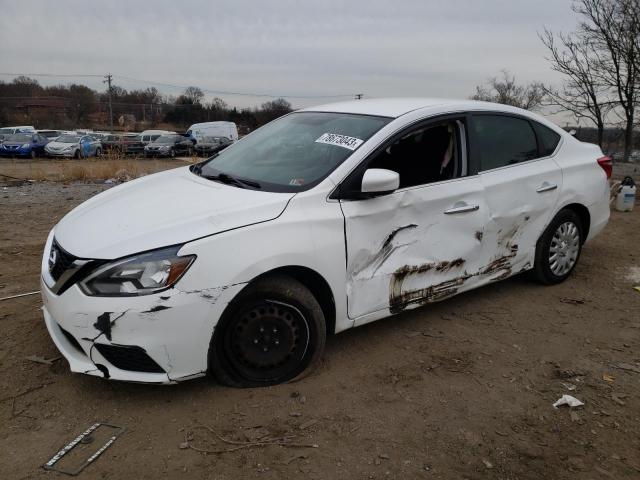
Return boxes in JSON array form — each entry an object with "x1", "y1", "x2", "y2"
[
  {"x1": 471, "y1": 70, "x2": 546, "y2": 110},
  {"x1": 573, "y1": 0, "x2": 640, "y2": 160},
  {"x1": 540, "y1": 29, "x2": 614, "y2": 147},
  {"x1": 181, "y1": 86, "x2": 205, "y2": 106}
]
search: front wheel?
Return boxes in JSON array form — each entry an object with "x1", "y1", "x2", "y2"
[
  {"x1": 95, "y1": 148, "x2": 102, "y2": 157},
  {"x1": 531, "y1": 209, "x2": 583, "y2": 284},
  {"x1": 210, "y1": 275, "x2": 326, "y2": 387}
]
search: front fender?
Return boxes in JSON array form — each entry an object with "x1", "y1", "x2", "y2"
[{"x1": 177, "y1": 193, "x2": 350, "y2": 332}]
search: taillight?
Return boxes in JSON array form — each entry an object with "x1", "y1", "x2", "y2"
[{"x1": 597, "y1": 155, "x2": 612, "y2": 179}]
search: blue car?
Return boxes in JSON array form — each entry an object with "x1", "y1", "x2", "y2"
[{"x1": 0, "y1": 132, "x2": 49, "y2": 158}]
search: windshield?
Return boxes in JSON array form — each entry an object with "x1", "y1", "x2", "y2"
[
  {"x1": 0, "y1": 128, "x2": 14, "y2": 135},
  {"x1": 6, "y1": 133, "x2": 32, "y2": 142},
  {"x1": 57, "y1": 135, "x2": 80, "y2": 143},
  {"x1": 153, "y1": 135, "x2": 178, "y2": 144},
  {"x1": 194, "y1": 112, "x2": 390, "y2": 192}
]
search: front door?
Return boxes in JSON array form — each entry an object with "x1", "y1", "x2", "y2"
[{"x1": 339, "y1": 117, "x2": 489, "y2": 320}]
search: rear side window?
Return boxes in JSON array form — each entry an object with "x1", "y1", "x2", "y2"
[
  {"x1": 472, "y1": 115, "x2": 538, "y2": 171},
  {"x1": 532, "y1": 121, "x2": 561, "y2": 156}
]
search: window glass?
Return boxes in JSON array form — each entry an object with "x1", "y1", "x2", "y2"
[
  {"x1": 197, "y1": 112, "x2": 391, "y2": 192},
  {"x1": 472, "y1": 115, "x2": 538, "y2": 171},
  {"x1": 532, "y1": 121, "x2": 561, "y2": 156},
  {"x1": 368, "y1": 121, "x2": 460, "y2": 188}
]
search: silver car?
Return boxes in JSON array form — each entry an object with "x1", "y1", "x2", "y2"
[{"x1": 45, "y1": 134, "x2": 102, "y2": 158}]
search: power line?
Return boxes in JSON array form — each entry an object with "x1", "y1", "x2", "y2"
[
  {"x1": 0, "y1": 72, "x2": 103, "y2": 78},
  {"x1": 115, "y1": 75, "x2": 355, "y2": 99},
  {"x1": 0, "y1": 72, "x2": 359, "y2": 100}
]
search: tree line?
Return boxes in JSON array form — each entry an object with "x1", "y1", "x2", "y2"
[
  {"x1": 473, "y1": 0, "x2": 639, "y2": 160},
  {"x1": 0, "y1": 77, "x2": 292, "y2": 133}
]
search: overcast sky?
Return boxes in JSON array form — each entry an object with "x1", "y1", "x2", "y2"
[{"x1": 0, "y1": 0, "x2": 581, "y2": 124}]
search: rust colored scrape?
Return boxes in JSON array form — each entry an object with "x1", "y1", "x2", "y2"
[
  {"x1": 389, "y1": 259, "x2": 468, "y2": 314},
  {"x1": 435, "y1": 258, "x2": 466, "y2": 272},
  {"x1": 389, "y1": 274, "x2": 465, "y2": 314},
  {"x1": 389, "y1": 223, "x2": 522, "y2": 313}
]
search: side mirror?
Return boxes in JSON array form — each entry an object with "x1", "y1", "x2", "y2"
[{"x1": 361, "y1": 168, "x2": 400, "y2": 196}]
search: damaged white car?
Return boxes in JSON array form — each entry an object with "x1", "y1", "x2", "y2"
[{"x1": 41, "y1": 98, "x2": 610, "y2": 386}]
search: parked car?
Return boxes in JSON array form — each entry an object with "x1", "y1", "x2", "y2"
[
  {"x1": 45, "y1": 134, "x2": 102, "y2": 158},
  {"x1": 101, "y1": 134, "x2": 145, "y2": 155},
  {"x1": 187, "y1": 121, "x2": 238, "y2": 144},
  {"x1": 37, "y1": 130, "x2": 63, "y2": 141},
  {"x1": 144, "y1": 134, "x2": 193, "y2": 157},
  {"x1": 0, "y1": 126, "x2": 35, "y2": 143},
  {"x1": 0, "y1": 132, "x2": 49, "y2": 158},
  {"x1": 139, "y1": 129, "x2": 175, "y2": 145},
  {"x1": 194, "y1": 136, "x2": 233, "y2": 156},
  {"x1": 40, "y1": 98, "x2": 610, "y2": 386}
]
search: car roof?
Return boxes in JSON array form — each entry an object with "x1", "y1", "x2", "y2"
[{"x1": 300, "y1": 97, "x2": 529, "y2": 119}]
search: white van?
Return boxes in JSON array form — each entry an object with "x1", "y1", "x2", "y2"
[
  {"x1": 187, "y1": 122, "x2": 238, "y2": 144},
  {"x1": 140, "y1": 129, "x2": 175, "y2": 145}
]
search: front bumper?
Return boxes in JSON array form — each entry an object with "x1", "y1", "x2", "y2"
[
  {"x1": 41, "y1": 276, "x2": 245, "y2": 383},
  {"x1": 145, "y1": 149, "x2": 171, "y2": 157},
  {"x1": 46, "y1": 150, "x2": 75, "y2": 157},
  {"x1": 0, "y1": 147, "x2": 30, "y2": 156}
]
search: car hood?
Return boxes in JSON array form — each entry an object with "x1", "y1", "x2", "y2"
[
  {"x1": 47, "y1": 141, "x2": 77, "y2": 148},
  {"x1": 54, "y1": 166, "x2": 295, "y2": 259}
]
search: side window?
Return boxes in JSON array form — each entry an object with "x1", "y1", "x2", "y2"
[
  {"x1": 532, "y1": 121, "x2": 561, "y2": 156},
  {"x1": 472, "y1": 115, "x2": 538, "y2": 171},
  {"x1": 368, "y1": 120, "x2": 462, "y2": 189}
]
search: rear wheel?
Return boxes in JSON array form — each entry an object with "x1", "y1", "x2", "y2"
[
  {"x1": 532, "y1": 209, "x2": 583, "y2": 284},
  {"x1": 210, "y1": 275, "x2": 326, "y2": 387},
  {"x1": 30, "y1": 150, "x2": 36, "y2": 159}
]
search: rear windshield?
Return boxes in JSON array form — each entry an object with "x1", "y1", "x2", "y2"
[{"x1": 194, "y1": 112, "x2": 391, "y2": 192}]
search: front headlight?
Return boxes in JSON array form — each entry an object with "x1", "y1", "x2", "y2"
[
  {"x1": 22, "y1": 143, "x2": 30, "y2": 149},
  {"x1": 63, "y1": 145, "x2": 73, "y2": 151},
  {"x1": 79, "y1": 246, "x2": 196, "y2": 296},
  {"x1": 159, "y1": 145, "x2": 170, "y2": 150}
]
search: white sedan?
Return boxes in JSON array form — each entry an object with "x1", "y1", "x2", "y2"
[{"x1": 41, "y1": 98, "x2": 610, "y2": 386}]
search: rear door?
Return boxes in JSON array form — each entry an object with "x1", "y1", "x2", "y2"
[
  {"x1": 470, "y1": 113, "x2": 563, "y2": 277},
  {"x1": 338, "y1": 115, "x2": 490, "y2": 320}
]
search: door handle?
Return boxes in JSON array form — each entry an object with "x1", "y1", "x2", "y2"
[
  {"x1": 536, "y1": 182, "x2": 558, "y2": 193},
  {"x1": 444, "y1": 202, "x2": 480, "y2": 215}
]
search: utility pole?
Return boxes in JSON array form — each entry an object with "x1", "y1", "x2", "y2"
[
  {"x1": 103, "y1": 73, "x2": 113, "y2": 130},
  {"x1": 355, "y1": 93, "x2": 363, "y2": 100}
]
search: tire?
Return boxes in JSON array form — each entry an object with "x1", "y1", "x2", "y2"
[
  {"x1": 30, "y1": 150, "x2": 36, "y2": 159},
  {"x1": 95, "y1": 148, "x2": 102, "y2": 157},
  {"x1": 531, "y1": 209, "x2": 583, "y2": 285},
  {"x1": 210, "y1": 274, "x2": 326, "y2": 388},
  {"x1": 170, "y1": 148, "x2": 175, "y2": 158},
  {"x1": 74, "y1": 149, "x2": 81, "y2": 159}
]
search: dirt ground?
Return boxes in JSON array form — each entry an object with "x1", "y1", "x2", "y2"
[{"x1": 1, "y1": 170, "x2": 639, "y2": 479}]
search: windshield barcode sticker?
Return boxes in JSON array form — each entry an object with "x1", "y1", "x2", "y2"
[{"x1": 315, "y1": 133, "x2": 364, "y2": 151}]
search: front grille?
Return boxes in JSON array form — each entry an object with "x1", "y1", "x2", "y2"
[
  {"x1": 49, "y1": 241, "x2": 78, "y2": 281},
  {"x1": 59, "y1": 325, "x2": 85, "y2": 354},
  {"x1": 94, "y1": 344, "x2": 165, "y2": 373}
]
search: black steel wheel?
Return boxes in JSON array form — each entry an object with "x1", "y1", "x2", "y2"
[{"x1": 210, "y1": 275, "x2": 326, "y2": 387}]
